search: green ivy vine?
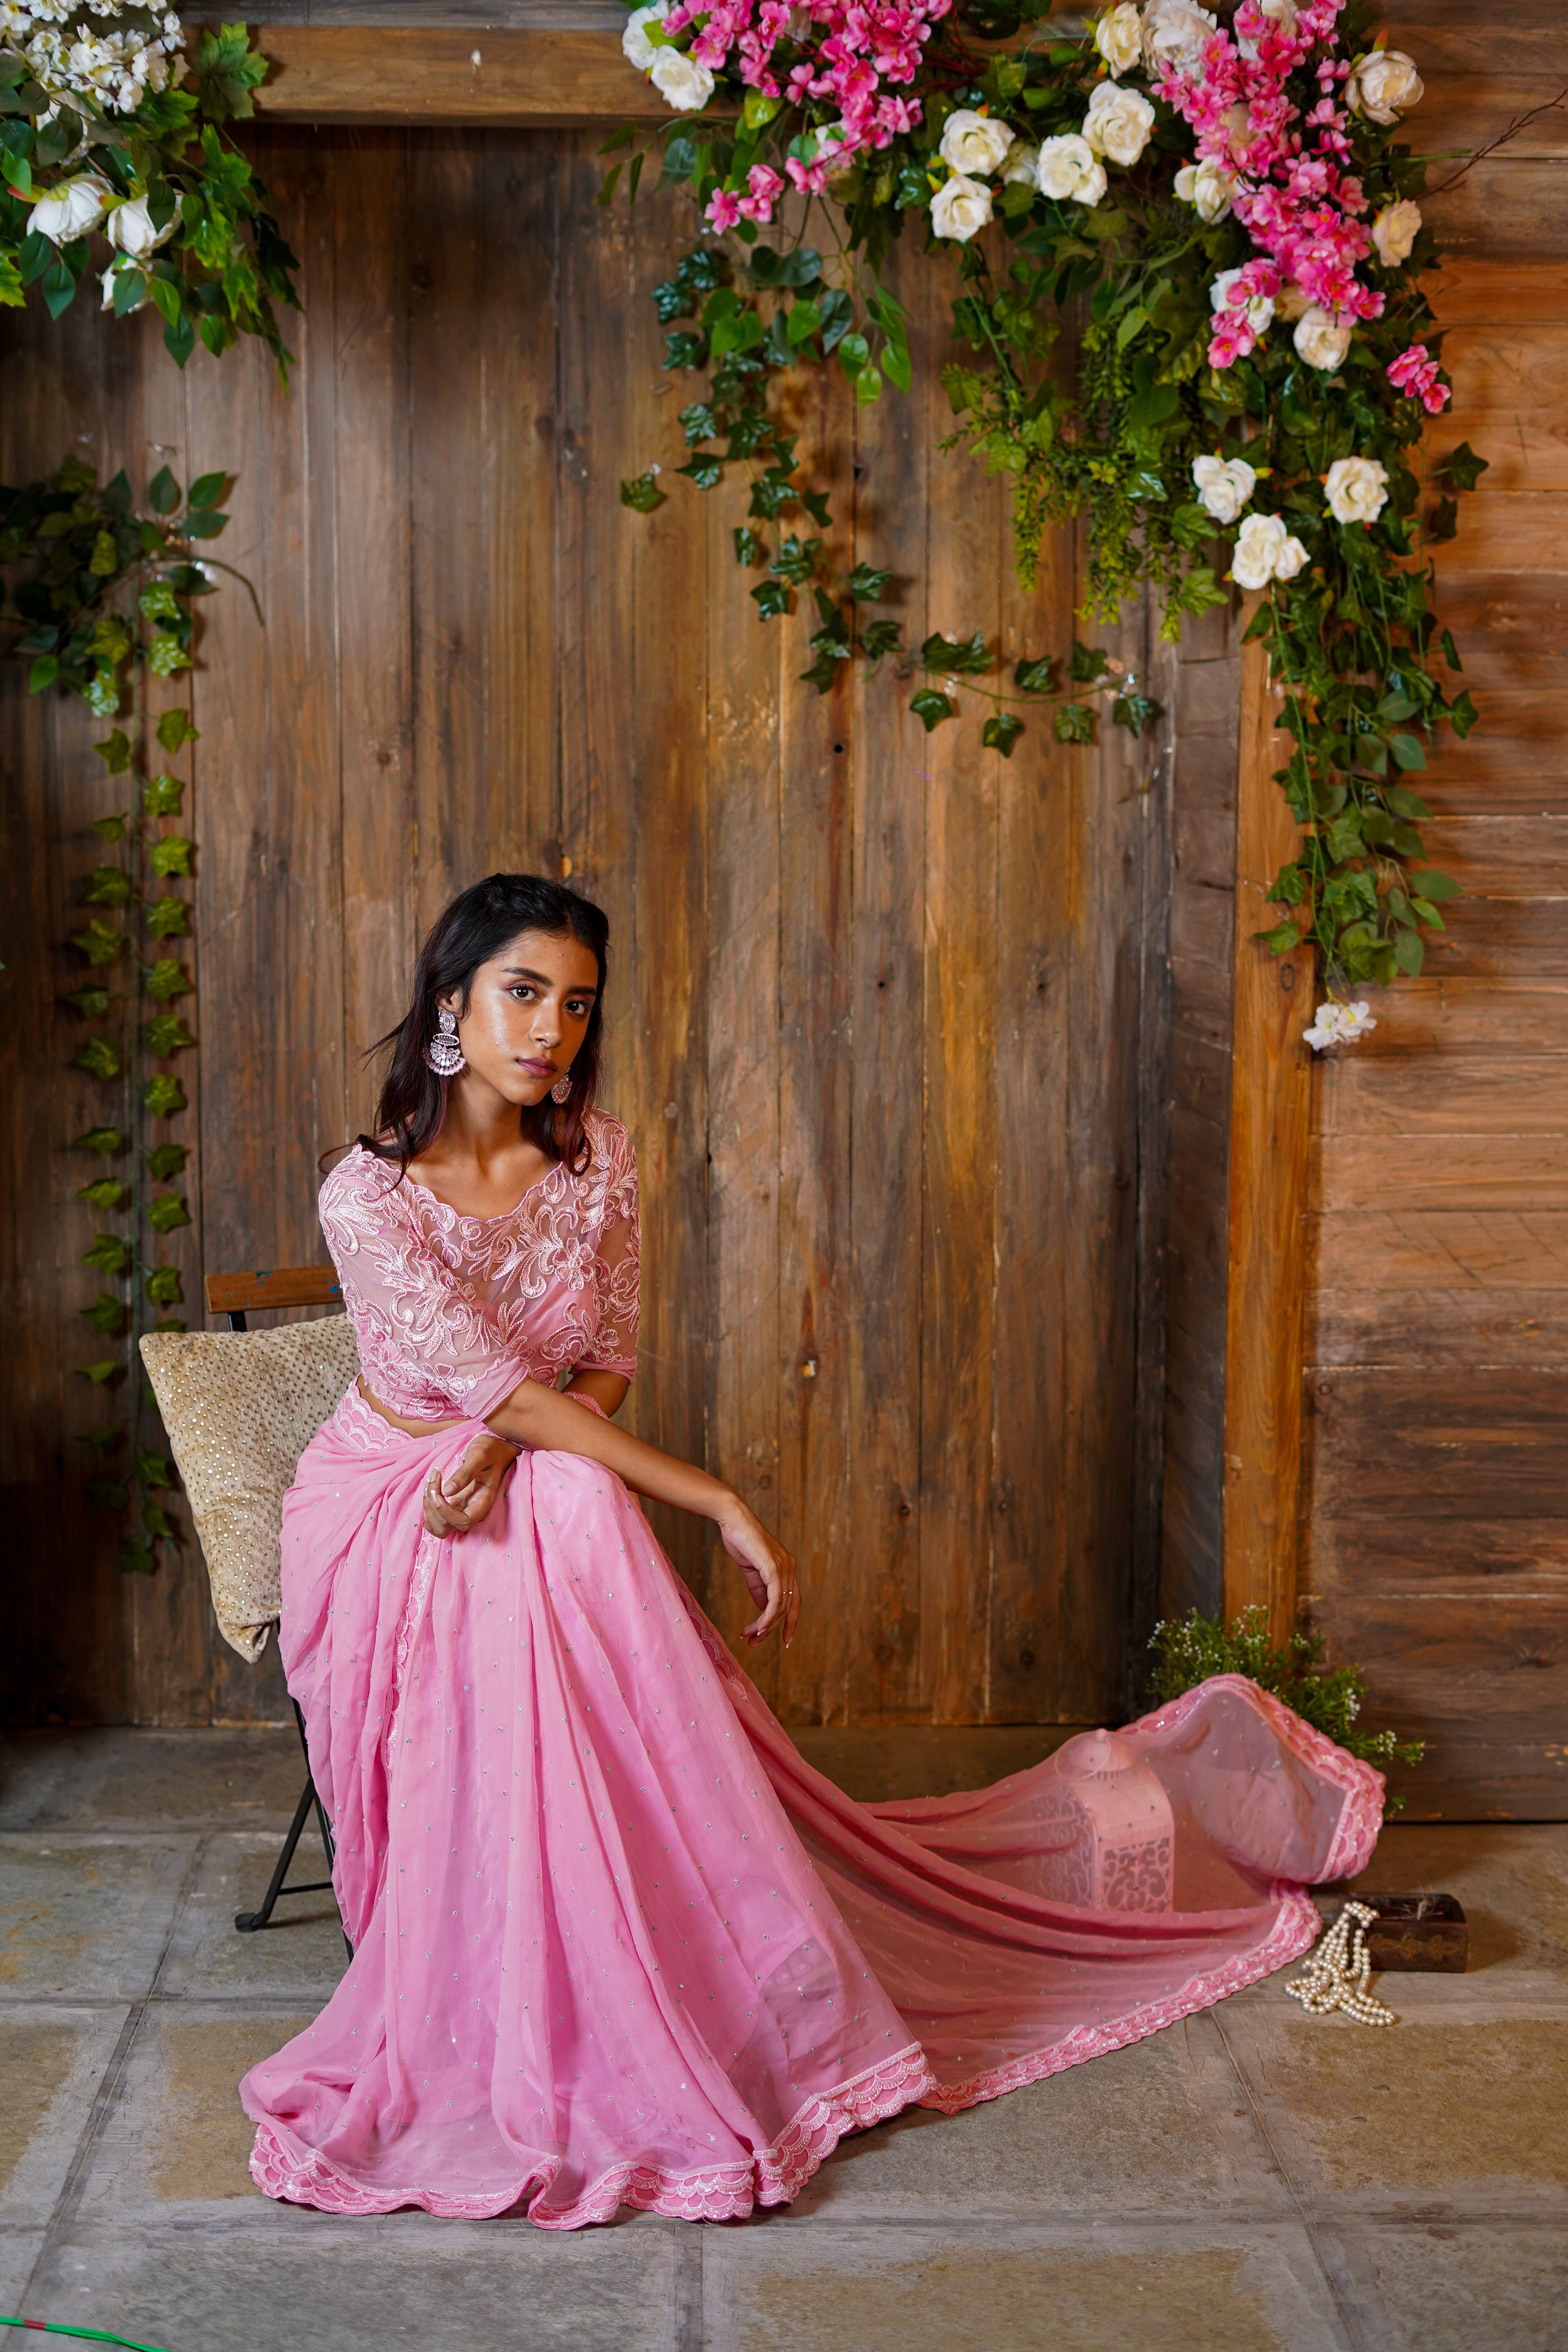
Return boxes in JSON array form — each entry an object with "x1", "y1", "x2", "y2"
[{"x1": 2, "y1": 454, "x2": 236, "y2": 1573}]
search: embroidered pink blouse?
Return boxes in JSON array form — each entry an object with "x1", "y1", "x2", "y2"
[{"x1": 318, "y1": 1109, "x2": 639, "y2": 1422}]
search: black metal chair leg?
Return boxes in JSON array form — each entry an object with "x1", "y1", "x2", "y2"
[{"x1": 234, "y1": 1699, "x2": 352, "y2": 1956}]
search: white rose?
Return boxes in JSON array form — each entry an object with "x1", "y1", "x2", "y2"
[
  {"x1": 1346, "y1": 49, "x2": 1424, "y2": 125},
  {"x1": 621, "y1": 0, "x2": 672, "y2": 71},
  {"x1": 1210, "y1": 265, "x2": 1274, "y2": 336},
  {"x1": 1082, "y1": 81, "x2": 1156, "y2": 168},
  {"x1": 1174, "y1": 157, "x2": 1235, "y2": 223},
  {"x1": 1093, "y1": 2, "x2": 1143, "y2": 76},
  {"x1": 1305, "y1": 998, "x2": 1376, "y2": 1051},
  {"x1": 1035, "y1": 132, "x2": 1106, "y2": 206},
  {"x1": 940, "y1": 109, "x2": 1015, "y2": 178},
  {"x1": 1192, "y1": 453, "x2": 1257, "y2": 524},
  {"x1": 930, "y1": 173, "x2": 994, "y2": 243},
  {"x1": 100, "y1": 259, "x2": 146, "y2": 312},
  {"x1": 1002, "y1": 143, "x2": 1040, "y2": 189},
  {"x1": 648, "y1": 46, "x2": 715, "y2": 111},
  {"x1": 1323, "y1": 455, "x2": 1389, "y2": 526},
  {"x1": 1231, "y1": 512, "x2": 1290, "y2": 590},
  {"x1": 1273, "y1": 534, "x2": 1309, "y2": 581},
  {"x1": 1371, "y1": 199, "x2": 1421, "y2": 267},
  {"x1": 1142, "y1": 0, "x2": 1217, "y2": 77},
  {"x1": 1274, "y1": 280, "x2": 1310, "y2": 322},
  {"x1": 109, "y1": 192, "x2": 175, "y2": 259},
  {"x1": 1293, "y1": 304, "x2": 1352, "y2": 370},
  {"x1": 26, "y1": 171, "x2": 110, "y2": 242}
]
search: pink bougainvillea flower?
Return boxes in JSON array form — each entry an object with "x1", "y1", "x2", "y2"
[{"x1": 1387, "y1": 341, "x2": 1450, "y2": 412}]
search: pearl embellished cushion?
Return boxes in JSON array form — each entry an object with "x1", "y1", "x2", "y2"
[{"x1": 139, "y1": 1316, "x2": 361, "y2": 1664}]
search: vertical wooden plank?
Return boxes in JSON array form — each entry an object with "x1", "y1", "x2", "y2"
[
  {"x1": 774, "y1": 358, "x2": 854, "y2": 1727},
  {"x1": 1222, "y1": 627, "x2": 1310, "y2": 1639},
  {"x1": 986, "y1": 515, "x2": 1074, "y2": 1724},
  {"x1": 847, "y1": 247, "x2": 929, "y2": 1725},
  {"x1": 1053, "y1": 589, "x2": 1149, "y2": 1721},
  {"x1": 702, "y1": 380, "x2": 781, "y2": 1687},
  {"x1": 482, "y1": 128, "x2": 561, "y2": 877},
  {"x1": 919, "y1": 318, "x2": 1002, "y2": 1727},
  {"x1": 335, "y1": 129, "x2": 416, "y2": 1132},
  {"x1": 189, "y1": 125, "x2": 343, "y2": 1724},
  {"x1": 409, "y1": 130, "x2": 488, "y2": 924}
]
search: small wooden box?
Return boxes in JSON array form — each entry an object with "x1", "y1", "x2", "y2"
[{"x1": 1316, "y1": 1892, "x2": 1467, "y2": 1972}]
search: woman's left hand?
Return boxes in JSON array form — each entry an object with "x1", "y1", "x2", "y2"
[
  {"x1": 717, "y1": 1496, "x2": 802, "y2": 1649},
  {"x1": 423, "y1": 1433, "x2": 519, "y2": 1537}
]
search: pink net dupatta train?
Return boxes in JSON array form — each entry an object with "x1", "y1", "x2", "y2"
[{"x1": 240, "y1": 1115, "x2": 1383, "y2": 2231}]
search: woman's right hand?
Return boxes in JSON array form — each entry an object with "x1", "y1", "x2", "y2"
[
  {"x1": 422, "y1": 1432, "x2": 519, "y2": 1537},
  {"x1": 717, "y1": 1495, "x2": 801, "y2": 1648}
]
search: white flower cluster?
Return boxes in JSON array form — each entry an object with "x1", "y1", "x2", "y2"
[
  {"x1": 0, "y1": 0, "x2": 182, "y2": 118},
  {"x1": 1303, "y1": 998, "x2": 1376, "y2": 1051},
  {"x1": 931, "y1": 78, "x2": 1160, "y2": 243}
]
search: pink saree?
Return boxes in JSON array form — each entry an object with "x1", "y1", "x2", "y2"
[{"x1": 241, "y1": 1114, "x2": 1382, "y2": 2229}]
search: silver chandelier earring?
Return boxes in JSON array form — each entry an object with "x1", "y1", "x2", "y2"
[
  {"x1": 426, "y1": 1006, "x2": 466, "y2": 1078},
  {"x1": 551, "y1": 1071, "x2": 573, "y2": 1104}
]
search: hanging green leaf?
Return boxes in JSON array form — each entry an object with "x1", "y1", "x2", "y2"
[
  {"x1": 81, "y1": 1292, "x2": 129, "y2": 1336},
  {"x1": 135, "y1": 1450, "x2": 177, "y2": 1489},
  {"x1": 983, "y1": 713, "x2": 1025, "y2": 757},
  {"x1": 77, "y1": 1126, "x2": 127, "y2": 1158},
  {"x1": 143, "y1": 1014, "x2": 196, "y2": 1058},
  {"x1": 147, "y1": 1192, "x2": 192, "y2": 1234},
  {"x1": 83, "y1": 1232, "x2": 132, "y2": 1276},
  {"x1": 94, "y1": 730, "x2": 134, "y2": 774},
  {"x1": 143, "y1": 960, "x2": 192, "y2": 1002},
  {"x1": 64, "y1": 985, "x2": 111, "y2": 1019},
  {"x1": 119, "y1": 1535, "x2": 156, "y2": 1576},
  {"x1": 144, "y1": 1264, "x2": 184, "y2": 1307},
  {"x1": 143, "y1": 773, "x2": 185, "y2": 816},
  {"x1": 155, "y1": 707, "x2": 200, "y2": 753},
  {"x1": 1054, "y1": 703, "x2": 1095, "y2": 745},
  {"x1": 910, "y1": 688, "x2": 956, "y2": 732},
  {"x1": 73, "y1": 1036, "x2": 124, "y2": 1082},
  {"x1": 142, "y1": 1075, "x2": 187, "y2": 1120},
  {"x1": 146, "y1": 1141, "x2": 189, "y2": 1181},
  {"x1": 620, "y1": 471, "x2": 667, "y2": 513},
  {"x1": 145, "y1": 897, "x2": 191, "y2": 938},
  {"x1": 149, "y1": 835, "x2": 194, "y2": 878}
]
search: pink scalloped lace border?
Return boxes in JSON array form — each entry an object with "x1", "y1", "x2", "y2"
[
  {"x1": 249, "y1": 2041, "x2": 938, "y2": 2229},
  {"x1": 1119, "y1": 1672, "x2": 1387, "y2": 1885}
]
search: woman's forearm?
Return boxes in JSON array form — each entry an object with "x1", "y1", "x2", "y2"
[{"x1": 486, "y1": 1378, "x2": 736, "y2": 1524}]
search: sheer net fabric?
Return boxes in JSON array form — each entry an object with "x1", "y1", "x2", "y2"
[{"x1": 241, "y1": 1113, "x2": 1382, "y2": 2229}]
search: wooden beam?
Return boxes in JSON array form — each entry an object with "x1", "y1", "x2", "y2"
[
  {"x1": 1222, "y1": 624, "x2": 1312, "y2": 1641},
  {"x1": 252, "y1": 26, "x2": 686, "y2": 123},
  {"x1": 204, "y1": 1266, "x2": 343, "y2": 1316}
]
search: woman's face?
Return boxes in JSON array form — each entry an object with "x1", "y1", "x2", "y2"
[{"x1": 441, "y1": 927, "x2": 600, "y2": 1109}]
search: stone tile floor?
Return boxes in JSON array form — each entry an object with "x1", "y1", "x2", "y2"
[{"x1": 1, "y1": 1726, "x2": 1564, "y2": 2352}]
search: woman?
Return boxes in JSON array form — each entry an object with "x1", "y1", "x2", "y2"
[{"x1": 241, "y1": 872, "x2": 1382, "y2": 2230}]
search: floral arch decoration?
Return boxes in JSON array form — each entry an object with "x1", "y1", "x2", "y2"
[{"x1": 4, "y1": 0, "x2": 1492, "y2": 1020}]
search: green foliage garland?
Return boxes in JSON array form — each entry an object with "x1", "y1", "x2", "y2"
[
  {"x1": 1, "y1": 454, "x2": 234, "y2": 1573},
  {"x1": 1, "y1": 17, "x2": 298, "y2": 370},
  {"x1": 612, "y1": 0, "x2": 1489, "y2": 995}
]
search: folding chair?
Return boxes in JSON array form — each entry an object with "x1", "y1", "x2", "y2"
[{"x1": 201, "y1": 1265, "x2": 352, "y2": 1955}]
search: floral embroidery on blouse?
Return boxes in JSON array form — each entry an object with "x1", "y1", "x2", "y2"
[{"x1": 319, "y1": 1109, "x2": 640, "y2": 1421}]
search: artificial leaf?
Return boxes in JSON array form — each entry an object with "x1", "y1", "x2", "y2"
[
  {"x1": 147, "y1": 1191, "x2": 192, "y2": 1234},
  {"x1": 620, "y1": 470, "x2": 666, "y2": 513},
  {"x1": 81, "y1": 1292, "x2": 129, "y2": 1336},
  {"x1": 82, "y1": 866, "x2": 132, "y2": 907},
  {"x1": 983, "y1": 713, "x2": 1024, "y2": 757},
  {"x1": 94, "y1": 728, "x2": 133, "y2": 773},
  {"x1": 76, "y1": 1126, "x2": 127, "y2": 1158},
  {"x1": 1013, "y1": 656, "x2": 1056, "y2": 696},
  {"x1": 1068, "y1": 641, "x2": 1111, "y2": 684},
  {"x1": 142, "y1": 1075, "x2": 187, "y2": 1120},
  {"x1": 144, "y1": 1264, "x2": 184, "y2": 1307},
  {"x1": 909, "y1": 688, "x2": 955, "y2": 733},
  {"x1": 848, "y1": 563, "x2": 892, "y2": 602},
  {"x1": 1054, "y1": 703, "x2": 1095, "y2": 745},
  {"x1": 1438, "y1": 440, "x2": 1489, "y2": 493},
  {"x1": 143, "y1": 1014, "x2": 195, "y2": 1057},
  {"x1": 145, "y1": 1141, "x2": 189, "y2": 1180},
  {"x1": 155, "y1": 706, "x2": 199, "y2": 753},
  {"x1": 77, "y1": 1177, "x2": 128, "y2": 1210},
  {"x1": 147, "y1": 464, "x2": 181, "y2": 514},
  {"x1": 1112, "y1": 691, "x2": 1156, "y2": 737},
  {"x1": 144, "y1": 897, "x2": 191, "y2": 938},
  {"x1": 73, "y1": 1036, "x2": 123, "y2": 1082},
  {"x1": 119, "y1": 1535, "x2": 156, "y2": 1575},
  {"x1": 918, "y1": 630, "x2": 990, "y2": 676},
  {"x1": 64, "y1": 985, "x2": 111, "y2": 1019},
  {"x1": 143, "y1": 773, "x2": 184, "y2": 816},
  {"x1": 141, "y1": 1499, "x2": 179, "y2": 1541},
  {"x1": 83, "y1": 1232, "x2": 131, "y2": 1275},
  {"x1": 88, "y1": 1479, "x2": 128, "y2": 1514},
  {"x1": 143, "y1": 960, "x2": 192, "y2": 1003},
  {"x1": 78, "y1": 1362, "x2": 119, "y2": 1386},
  {"x1": 751, "y1": 578, "x2": 792, "y2": 620},
  {"x1": 149, "y1": 835, "x2": 194, "y2": 878},
  {"x1": 136, "y1": 1449, "x2": 176, "y2": 1489}
]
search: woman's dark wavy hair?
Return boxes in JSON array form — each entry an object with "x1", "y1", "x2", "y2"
[{"x1": 358, "y1": 873, "x2": 610, "y2": 1179}]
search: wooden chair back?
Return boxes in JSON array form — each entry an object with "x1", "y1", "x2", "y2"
[{"x1": 204, "y1": 1266, "x2": 343, "y2": 1332}]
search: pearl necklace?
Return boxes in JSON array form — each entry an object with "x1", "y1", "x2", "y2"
[{"x1": 1285, "y1": 1899, "x2": 1399, "y2": 2027}]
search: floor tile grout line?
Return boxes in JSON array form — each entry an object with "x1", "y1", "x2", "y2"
[
  {"x1": 19, "y1": 1829, "x2": 212, "y2": 2314},
  {"x1": 1209, "y1": 2004, "x2": 1372, "y2": 2352}
]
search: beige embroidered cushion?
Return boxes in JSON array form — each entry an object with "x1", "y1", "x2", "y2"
[{"x1": 139, "y1": 1316, "x2": 361, "y2": 1664}]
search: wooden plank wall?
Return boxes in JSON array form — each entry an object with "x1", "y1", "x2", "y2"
[
  {"x1": 0, "y1": 127, "x2": 1170, "y2": 1731},
  {"x1": 1301, "y1": 0, "x2": 1568, "y2": 1817}
]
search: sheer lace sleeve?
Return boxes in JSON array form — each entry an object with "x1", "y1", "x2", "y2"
[
  {"x1": 577, "y1": 1119, "x2": 640, "y2": 1379},
  {"x1": 318, "y1": 1149, "x2": 531, "y2": 1421}
]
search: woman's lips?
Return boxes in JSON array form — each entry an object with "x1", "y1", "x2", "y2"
[{"x1": 521, "y1": 1057, "x2": 555, "y2": 1078}]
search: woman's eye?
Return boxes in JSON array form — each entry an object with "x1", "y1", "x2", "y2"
[{"x1": 566, "y1": 999, "x2": 588, "y2": 1018}]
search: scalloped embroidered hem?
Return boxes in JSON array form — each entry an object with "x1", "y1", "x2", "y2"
[
  {"x1": 248, "y1": 2042, "x2": 939, "y2": 2230},
  {"x1": 916, "y1": 1884, "x2": 1321, "y2": 2115},
  {"x1": 248, "y1": 1890, "x2": 1322, "y2": 2229}
]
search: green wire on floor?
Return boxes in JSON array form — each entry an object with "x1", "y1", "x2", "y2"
[{"x1": 0, "y1": 2321, "x2": 171, "y2": 2352}]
